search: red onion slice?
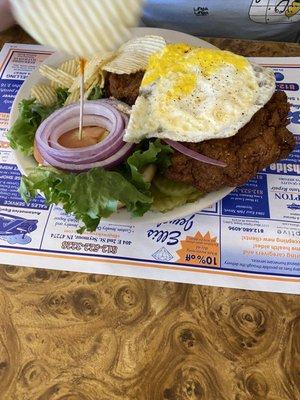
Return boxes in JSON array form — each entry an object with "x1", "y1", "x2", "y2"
[
  {"x1": 35, "y1": 100, "x2": 135, "y2": 171},
  {"x1": 42, "y1": 142, "x2": 134, "y2": 171},
  {"x1": 36, "y1": 102, "x2": 124, "y2": 154},
  {"x1": 164, "y1": 139, "x2": 227, "y2": 168}
]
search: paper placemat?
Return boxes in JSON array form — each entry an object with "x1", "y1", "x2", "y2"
[{"x1": 0, "y1": 43, "x2": 299, "y2": 294}]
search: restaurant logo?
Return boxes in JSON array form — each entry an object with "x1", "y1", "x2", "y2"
[
  {"x1": 0, "y1": 212, "x2": 37, "y2": 245},
  {"x1": 147, "y1": 214, "x2": 196, "y2": 246}
]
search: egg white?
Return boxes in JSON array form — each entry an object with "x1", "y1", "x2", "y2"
[{"x1": 124, "y1": 61, "x2": 275, "y2": 143}]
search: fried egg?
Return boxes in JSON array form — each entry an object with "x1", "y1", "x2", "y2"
[{"x1": 124, "y1": 44, "x2": 275, "y2": 143}]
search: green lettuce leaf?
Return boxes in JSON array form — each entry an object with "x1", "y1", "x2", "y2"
[
  {"x1": 56, "y1": 87, "x2": 70, "y2": 106},
  {"x1": 7, "y1": 88, "x2": 69, "y2": 156},
  {"x1": 18, "y1": 140, "x2": 174, "y2": 232},
  {"x1": 20, "y1": 166, "x2": 152, "y2": 233},
  {"x1": 124, "y1": 139, "x2": 173, "y2": 192},
  {"x1": 87, "y1": 85, "x2": 105, "y2": 100}
]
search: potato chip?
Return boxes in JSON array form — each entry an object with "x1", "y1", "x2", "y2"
[
  {"x1": 103, "y1": 35, "x2": 166, "y2": 74},
  {"x1": 50, "y1": 81, "x2": 61, "y2": 90},
  {"x1": 64, "y1": 89, "x2": 80, "y2": 105},
  {"x1": 68, "y1": 52, "x2": 114, "y2": 93},
  {"x1": 30, "y1": 84, "x2": 57, "y2": 106},
  {"x1": 103, "y1": 53, "x2": 149, "y2": 74},
  {"x1": 84, "y1": 77, "x2": 100, "y2": 100},
  {"x1": 99, "y1": 70, "x2": 105, "y2": 89},
  {"x1": 119, "y1": 35, "x2": 166, "y2": 55},
  {"x1": 11, "y1": 0, "x2": 143, "y2": 59},
  {"x1": 50, "y1": 58, "x2": 80, "y2": 89},
  {"x1": 65, "y1": 80, "x2": 99, "y2": 104},
  {"x1": 39, "y1": 64, "x2": 75, "y2": 88},
  {"x1": 59, "y1": 58, "x2": 80, "y2": 77}
]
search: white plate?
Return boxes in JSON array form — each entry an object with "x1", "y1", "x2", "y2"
[{"x1": 9, "y1": 27, "x2": 233, "y2": 224}]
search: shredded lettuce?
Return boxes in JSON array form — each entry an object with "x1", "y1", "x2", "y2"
[{"x1": 7, "y1": 88, "x2": 69, "y2": 156}]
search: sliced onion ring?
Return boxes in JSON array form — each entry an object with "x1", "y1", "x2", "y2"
[
  {"x1": 164, "y1": 139, "x2": 227, "y2": 168},
  {"x1": 35, "y1": 100, "x2": 135, "y2": 171}
]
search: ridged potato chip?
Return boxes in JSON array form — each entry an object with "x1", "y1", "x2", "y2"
[
  {"x1": 30, "y1": 84, "x2": 57, "y2": 106},
  {"x1": 51, "y1": 58, "x2": 80, "y2": 88},
  {"x1": 11, "y1": 0, "x2": 143, "y2": 59},
  {"x1": 50, "y1": 80, "x2": 62, "y2": 90},
  {"x1": 99, "y1": 70, "x2": 105, "y2": 89},
  {"x1": 59, "y1": 58, "x2": 80, "y2": 76},
  {"x1": 103, "y1": 35, "x2": 166, "y2": 74},
  {"x1": 84, "y1": 77, "x2": 100, "y2": 100},
  {"x1": 69, "y1": 52, "x2": 114, "y2": 93},
  {"x1": 119, "y1": 35, "x2": 166, "y2": 54},
  {"x1": 62, "y1": 70, "x2": 103, "y2": 104},
  {"x1": 39, "y1": 64, "x2": 75, "y2": 88},
  {"x1": 64, "y1": 89, "x2": 80, "y2": 105}
]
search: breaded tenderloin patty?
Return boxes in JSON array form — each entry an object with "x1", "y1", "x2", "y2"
[
  {"x1": 165, "y1": 91, "x2": 295, "y2": 193},
  {"x1": 105, "y1": 71, "x2": 144, "y2": 106},
  {"x1": 106, "y1": 71, "x2": 295, "y2": 194}
]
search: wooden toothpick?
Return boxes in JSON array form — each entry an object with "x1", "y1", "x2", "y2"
[{"x1": 78, "y1": 58, "x2": 86, "y2": 140}]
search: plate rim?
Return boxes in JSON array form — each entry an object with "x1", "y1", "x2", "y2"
[{"x1": 9, "y1": 27, "x2": 234, "y2": 224}]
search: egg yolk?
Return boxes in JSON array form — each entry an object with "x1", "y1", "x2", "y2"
[{"x1": 142, "y1": 44, "x2": 249, "y2": 99}]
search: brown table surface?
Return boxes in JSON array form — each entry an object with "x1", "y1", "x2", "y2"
[{"x1": 0, "y1": 27, "x2": 299, "y2": 400}]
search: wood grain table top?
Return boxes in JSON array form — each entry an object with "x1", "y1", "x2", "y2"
[{"x1": 0, "y1": 26, "x2": 299, "y2": 400}]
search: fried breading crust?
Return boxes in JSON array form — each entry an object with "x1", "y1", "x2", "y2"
[
  {"x1": 105, "y1": 71, "x2": 144, "y2": 106},
  {"x1": 165, "y1": 91, "x2": 295, "y2": 193}
]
